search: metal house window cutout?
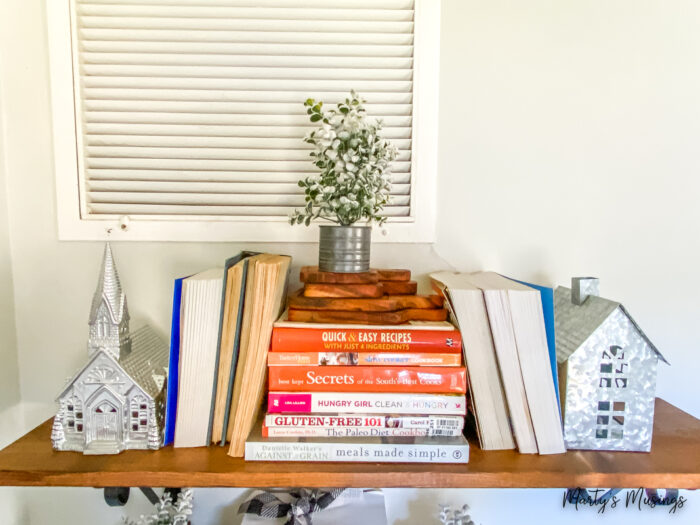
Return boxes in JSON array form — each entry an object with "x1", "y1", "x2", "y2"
[
  {"x1": 595, "y1": 400, "x2": 626, "y2": 440},
  {"x1": 595, "y1": 346, "x2": 630, "y2": 440},
  {"x1": 599, "y1": 345, "x2": 630, "y2": 390}
]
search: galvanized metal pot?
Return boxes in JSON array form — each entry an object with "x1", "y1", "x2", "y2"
[{"x1": 318, "y1": 225, "x2": 371, "y2": 273}]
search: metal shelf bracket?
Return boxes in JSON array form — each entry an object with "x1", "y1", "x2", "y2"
[{"x1": 103, "y1": 487, "x2": 181, "y2": 507}]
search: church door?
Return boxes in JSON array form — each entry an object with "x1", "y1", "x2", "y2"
[{"x1": 92, "y1": 401, "x2": 119, "y2": 441}]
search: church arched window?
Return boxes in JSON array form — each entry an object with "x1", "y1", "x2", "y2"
[{"x1": 97, "y1": 316, "x2": 110, "y2": 338}]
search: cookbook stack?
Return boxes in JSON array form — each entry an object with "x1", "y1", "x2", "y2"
[{"x1": 245, "y1": 266, "x2": 471, "y2": 463}]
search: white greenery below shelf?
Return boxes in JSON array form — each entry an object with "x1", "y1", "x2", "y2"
[
  {"x1": 123, "y1": 489, "x2": 193, "y2": 525},
  {"x1": 439, "y1": 503, "x2": 477, "y2": 525}
]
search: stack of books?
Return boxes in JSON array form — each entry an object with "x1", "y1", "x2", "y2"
[
  {"x1": 431, "y1": 271, "x2": 566, "y2": 454},
  {"x1": 162, "y1": 257, "x2": 563, "y2": 461},
  {"x1": 244, "y1": 267, "x2": 471, "y2": 463}
]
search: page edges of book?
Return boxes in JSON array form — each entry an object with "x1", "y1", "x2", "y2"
[
  {"x1": 481, "y1": 288, "x2": 538, "y2": 454},
  {"x1": 508, "y1": 288, "x2": 566, "y2": 454}
]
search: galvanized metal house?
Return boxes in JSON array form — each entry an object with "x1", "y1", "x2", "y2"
[
  {"x1": 555, "y1": 277, "x2": 668, "y2": 452},
  {"x1": 51, "y1": 244, "x2": 169, "y2": 455}
]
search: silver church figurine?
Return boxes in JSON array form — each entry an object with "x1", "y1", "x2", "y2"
[
  {"x1": 51, "y1": 244, "x2": 169, "y2": 454},
  {"x1": 555, "y1": 277, "x2": 668, "y2": 452}
]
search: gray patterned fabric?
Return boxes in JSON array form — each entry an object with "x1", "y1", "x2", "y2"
[{"x1": 239, "y1": 489, "x2": 345, "y2": 525}]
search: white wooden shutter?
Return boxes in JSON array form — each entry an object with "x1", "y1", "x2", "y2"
[{"x1": 71, "y1": 0, "x2": 414, "y2": 219}]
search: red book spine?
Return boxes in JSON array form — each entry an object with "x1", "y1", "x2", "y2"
[
  {"x1": 268, "y1": 366, "x2": 467, "y2": 394},
  {"x1": 271, "y1": 327, "x2": 462, "y2": 353}
]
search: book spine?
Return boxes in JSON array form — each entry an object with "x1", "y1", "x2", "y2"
[
  {"x1": 245, "y1": 440, "x2": 469, "y2": 463},
  {"x1": 264, "y1": 413, "x2": 464, "y2": 429},
  {"x1": 268, "y1": 352, "x2": 462, "y2": 367},
  {"x1": 262, "y1": 426, "x2": 463, "y2": 438},
  {"x1": 271, "y1": 327, "x2": 462, "y2": 353},
  {"x1": 163, "y1": 277, "x2": 184, "y2": 446},
  {"x1": 267, "y1": 392, "x2": 468, "y2": 415},
  {"x1": 269, "y1": 366, "x2": 467, "y2": 393},
  {"x1": 220, "y1": 257, "x2": 251, "y2": 446}
]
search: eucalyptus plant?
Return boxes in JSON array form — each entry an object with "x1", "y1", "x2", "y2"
[{"x1": 290, "y1": 91, "x2": 398, "y2": 227}]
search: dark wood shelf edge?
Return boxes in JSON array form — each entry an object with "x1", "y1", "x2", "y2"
[
  {"x1": 1, "y1": 471, "x2": 698, "y2": 489},
  {"x1": 0, "y1": 398, "x2": 698, "y2": 489}
]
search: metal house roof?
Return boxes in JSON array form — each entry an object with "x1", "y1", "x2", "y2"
[{"x1": 554, "y1": 286, "x2": 667, "y2": 364}]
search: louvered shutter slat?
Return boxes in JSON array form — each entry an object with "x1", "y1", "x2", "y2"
[
  {"x1": 81, "y1": 29, "x2": 414, "y2": 46},
  {"x1": 85, "y1": 158, "x2": 413, "y2": 172},
  {"x1": 83, "y1": 78, "x2": 413, "y2": 93},
  {"x1": 85, "y1": 170, "x2": 413, "y2": 185},
  {"x1": 85, "y1": 113, "x2": 412, "y2": 127},
  {"x1": 80, "y1": 18, "x2": 414, "y2": 34},
  {"x1": 73, "y1": 0, "x2": 414, "y2": 218},
  {"x1": 81, "y1": 0, "x2": 414, "y2": 8},
  {"x1": 78, "y1": 5, "x2": 414, "y2": 21},
  {"x1": 88, "y1": 204, "x2": 411, "y2": 217},
  {"x1": 82, "y1": 42, "x2": 414, "y2": 57},
  {"x1": 83, "y1": 89, "x2": 413, "y2": 103},
  {"x1": 82, "y1": 54, "x2": 413, "y2": 69},
  {"x1": 87, "y1": 192, "x2": 411, "y2": 207},
  {"x1": 87, "y1": 180, "x2": 412, "y2": 195},
  {"x1": 86, "y1": 147, "x2": 413, "y2": 163},
  {"x1": 82, "y1": 65, "x2": 412, "y2": 81},
  {"x1": 85, "y1": 124, "x2": 413, "y2": 140},
  {"x1": 85, "y1": 135, "x2": 412, "y2": 151},
  {"x1": 85, "y1": 101, "x2": 412, "y2": 116}
]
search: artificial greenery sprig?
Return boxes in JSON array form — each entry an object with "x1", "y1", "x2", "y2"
[
  {"x1": 123, "y1": 489, "x2": 193, "y2": 525},
  {"x1": 290, "y1": 90, "x2": 398, "y2": 226}
]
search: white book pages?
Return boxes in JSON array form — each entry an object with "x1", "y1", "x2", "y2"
[
  {"x1": 174, "y1": 268, "x2": 223, "y2": 447},
  {"x1": 474, "y1": 272, "x2": 565, "y2": 455},
  {"x1": 476, "y1": 284, "x2": 538, "y2": 454},
  {"x1": 508, "y1": 287, "x2": 566, "y2": 454},
  {"x1": 430, "y1": 272, "x2": 514, "y2": 451}
]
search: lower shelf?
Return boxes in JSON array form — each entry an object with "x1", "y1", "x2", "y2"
[{"x1": 0, "y1": 398, "x2": 698, "y2": 489}]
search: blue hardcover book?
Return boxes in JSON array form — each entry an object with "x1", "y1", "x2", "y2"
[
  {"x1": 163, "y1": 277, "x2": 185, "y2": 446},
  {"x1": 512, "y1": 278, "x2": 561, "y2": 415}
]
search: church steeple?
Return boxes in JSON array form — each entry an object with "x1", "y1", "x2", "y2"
[{"x1": 88, "y1": 243, "x2": 130, "y2": 360}]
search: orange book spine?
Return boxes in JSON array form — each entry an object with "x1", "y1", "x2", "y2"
[
  {"x1": 271, "y1": 327, "x2": 462, "y2": 353},
  {"x1": 268, "y1": 352, "x2": 462, "y2": 366},
  {"x1": 268, "y1": 366, "x2": 468, "y2": 394}
]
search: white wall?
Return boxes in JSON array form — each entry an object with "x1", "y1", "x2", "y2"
[
  {"x1": 0, "y1": 75, "x2": 20, "y2": 412},
  {"x1": 0, "y1": 0, "x2": 699, "y2": 523},
  {"x1": 437, "y1": 0, "x2": 700, "y2": 417}
]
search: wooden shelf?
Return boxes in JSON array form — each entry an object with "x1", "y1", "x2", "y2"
[{"x1": 0, "y1": 399, "x2": 698, "y2": 489}]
